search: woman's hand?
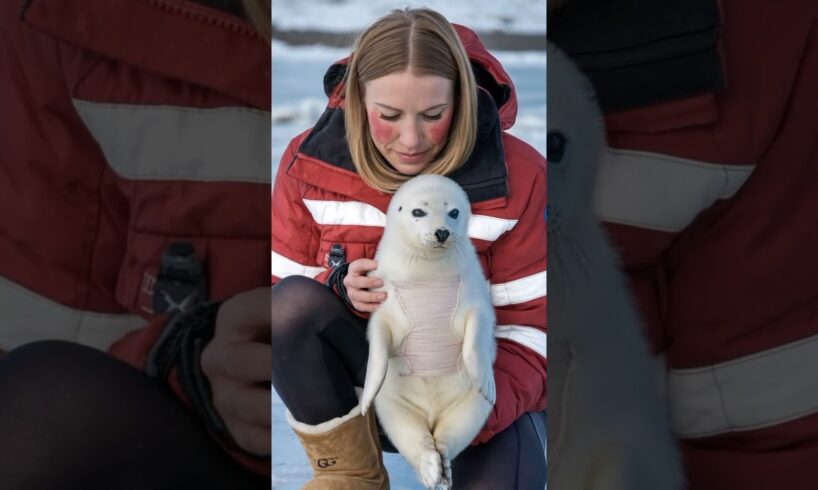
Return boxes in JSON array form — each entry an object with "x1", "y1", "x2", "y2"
[
  {"x1": 201, "y1": 287, "x2": 271, "y2": 456},
  {"x1": 343, "y1": 258, "x2": 386, "y2": 313}
]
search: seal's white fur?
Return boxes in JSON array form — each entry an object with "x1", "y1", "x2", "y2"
[
  {"x1": 360, "y1": 175, "x2": 496, "y2": 490},
  {"x1": 546, "y1": 43, "x2": 684, "y2": 489}
]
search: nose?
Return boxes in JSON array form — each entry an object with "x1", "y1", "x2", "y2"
[
  {"x1": 399, "y1": 120, "x2": 422, "y2": 148},
  {"x1": 435, "y1": 229, "x2": 450, "y2": 243}
]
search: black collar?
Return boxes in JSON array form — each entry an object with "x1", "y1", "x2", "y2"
[
  {"x1": 548, "y1": 0, "x2": 723, "y2": 112},
  {"x1": 297, "y1": 89, "x2": 508, "y2": 203}
]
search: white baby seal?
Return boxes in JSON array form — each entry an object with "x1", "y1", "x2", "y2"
[
  {"x1": 360, "y1": 174, "x2": 496, "y2": 490},
  {"x1": 546, "y1": 43, "x2": 683, "y2": 490}
]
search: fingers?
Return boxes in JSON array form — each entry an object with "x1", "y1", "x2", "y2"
[
  {"x1": 346, "y1": 283, "x2": 385, "y2": 312},
  {"x1": 345, "y1": 272, "x2": 383, "y2": 291},
  {"x1": 212, "y1": 384, "x2": 271, "y2": 427},
  {"x1": 201, "y1": 341, "x2": 271, "y2": 383},
  {"x1": 208, "y1": 378, "x2": 271, "y2": 455},
  {"x1": 347, "y1": 258, "x2": 378, "y2": 274},
  {"x1": 228, "y1": 419, "x2": 271, "y2": 456},
  {"x1": 215, "y1": 287, "x2": 271, "y2": 341},
  {"x1": 208, "y1": 374, "x2": 271, "y2": 455},
  {"x1": 202, "y1": 288, "x2": 273, "y2": 455},
  {"x1": 347, "y1": 288, "x2": 386, "y2": 312},
  {"x1": 350, "y1": 298, "x2": 383, "y2": 313},
  {"x1": 345, "y1": 259, "x2": 385, "y2": 312},
  {"x1": 345, "y1": 258, "x2": 383, "y2": 291}
]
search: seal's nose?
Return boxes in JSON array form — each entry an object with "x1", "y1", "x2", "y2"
[{"x1": 435, "y1": 229, "x2": 450, "y2": 243}]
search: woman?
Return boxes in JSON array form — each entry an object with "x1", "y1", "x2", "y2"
[
  {"x1": 270, "y1": 8, "x2": 547, "y2": 489},
  {"x1": 0, "y1": 0, "x2": 271, "y2": 487}
]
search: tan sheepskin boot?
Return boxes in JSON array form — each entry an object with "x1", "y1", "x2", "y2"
[{"x1": 286, "y1": 404, "x2": 390, "y2": 490}]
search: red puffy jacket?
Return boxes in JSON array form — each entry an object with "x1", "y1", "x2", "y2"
[
  {"x1": 0, "y1": 0, "x2": 270, "y2": 474},
  {"x1": 270, "y1": 25, "x2": 547, "y2": 443},
  {"x1": 589, "y1": 1, "x2": 818, "y2": 488}
]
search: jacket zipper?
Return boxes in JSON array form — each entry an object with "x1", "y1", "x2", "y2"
[{"x1": 138, "y1": 0, "x2": 261, "y2": 39}]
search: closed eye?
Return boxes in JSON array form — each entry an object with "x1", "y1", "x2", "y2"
[
  {"x1": 379, "y1": 113, "x2": 400, "y2": 121},
  {"x1": 422, "y1": 113, "x2": 443, "y2": 121}
]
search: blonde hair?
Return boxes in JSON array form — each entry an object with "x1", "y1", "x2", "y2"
[
  {"x1": 344, "y1": 8, "x2": 478, "y2": 193},
  {"x1": 242, "y1": 0, "x2": 271, "y2": 41}
]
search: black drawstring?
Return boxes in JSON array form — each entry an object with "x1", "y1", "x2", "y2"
[{"x1": 325, "y1": 244, "x2": 356, "y2": 311}]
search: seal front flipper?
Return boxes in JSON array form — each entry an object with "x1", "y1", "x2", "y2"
[
  {"x1": 461, "y1": 306, "x2": 496, "y2": 405},
  {"x1": 360, "y1": 310, "x2": 393, "y2": 415}
]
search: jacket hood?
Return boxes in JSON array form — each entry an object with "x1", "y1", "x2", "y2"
[
  {"x1": 321, "y1": 24, "x2": 518, "y2": 130},
  {"x1": 453, "y1": 24, "x2": 518, "y2": 130}
]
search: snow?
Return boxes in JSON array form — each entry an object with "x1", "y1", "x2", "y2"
[
  {"x1": 271, "y1": 0, "x2": 547, "y2": 35},
  {"x1": 270, "y1": 39, "x2": 547, "y2": 66}
]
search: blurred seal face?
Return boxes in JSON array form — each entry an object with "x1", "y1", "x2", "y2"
[
  {"x1": 364, "y1": 70, "x2": 454, "y2": 175},
  {"x1": 546, "y1": 44, "x2": 606, "y2": 234}
]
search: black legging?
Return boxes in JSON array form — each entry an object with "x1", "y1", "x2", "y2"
[
  {"x1": 0, "y1": 341, "x2": 269, "y2": 490},
  {"x1": 270, "y1": 275, "x2": 546, "y2": 489}
]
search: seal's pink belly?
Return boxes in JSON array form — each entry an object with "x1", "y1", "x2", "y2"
[{"x1": 392, "y1": 276, "x2": 462, "y2": 377}]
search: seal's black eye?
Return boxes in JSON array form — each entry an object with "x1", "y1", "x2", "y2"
[
  {"x1": 547, "y1": 131, "x2": 567, "y2": 163},
  {"x1": 412, "y1": 209, "x2": 426, "y2": 218},
  {"x1": 448, "y1": 209, "x2": 459, "y2": 219}
]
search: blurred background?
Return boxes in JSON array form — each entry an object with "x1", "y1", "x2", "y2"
[{"x1": 270, "y1": 1, "x2": 546, "y2": 487}]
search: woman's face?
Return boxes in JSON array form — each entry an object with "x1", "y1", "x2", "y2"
[{"x1": 363, "y1": 70, "x2": 454, "y2": 175}]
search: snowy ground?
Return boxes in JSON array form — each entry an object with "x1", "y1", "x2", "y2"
[
  {"x1": 272, "y1": 390, "x2": 425, "y2": 489},
  {"x1": 271, "y1": 0, "x2": 547, "y2": 35}
]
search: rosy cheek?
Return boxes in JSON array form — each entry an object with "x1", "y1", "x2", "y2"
[
  {"x1": 426, "y1": 112, "x2": 453, "y2": 145},
  {"x1": 367, "y1": 111, "x2": 395, "y2": 143}
]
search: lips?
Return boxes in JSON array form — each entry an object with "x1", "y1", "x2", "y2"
[{"x1": 394, "y1": 149, "x2": 428, "y2": 163}]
